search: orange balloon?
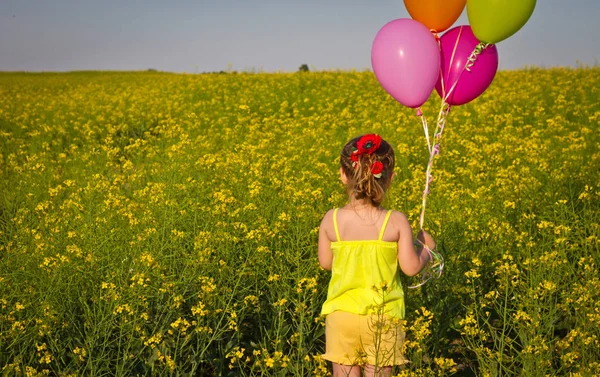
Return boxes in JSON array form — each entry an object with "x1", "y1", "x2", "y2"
[{"x1": 404, "y1": 0, "x2": 466, "y2": 33}]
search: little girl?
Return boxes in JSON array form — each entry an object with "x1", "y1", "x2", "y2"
[{"x1": 318, "y1": 134, "x2": 435, "y2": 377}]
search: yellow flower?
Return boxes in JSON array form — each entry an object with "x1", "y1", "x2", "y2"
[{"x1": 265, "y1": 357, "x2": 274, "y2": 368}]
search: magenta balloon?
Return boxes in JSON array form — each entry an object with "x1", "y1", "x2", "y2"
[
  {"x1": 372, "y1": 19, "x2": 441, "y2": 108},
  {"x1": 435, "y1": 25, "x2": 498, "y2": 106}
]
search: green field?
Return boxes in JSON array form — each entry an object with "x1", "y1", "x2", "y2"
[{"x1": 1, "y1": 68, "x2": 599, "y2": 376}]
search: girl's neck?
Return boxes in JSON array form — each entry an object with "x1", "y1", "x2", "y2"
[{"x1": 345, "y1": 197, "x2": 383, "y2": 214}]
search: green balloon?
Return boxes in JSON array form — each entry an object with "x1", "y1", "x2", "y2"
[{"x1": 467, "y1": 0, "x2": 536, "y2": 44}]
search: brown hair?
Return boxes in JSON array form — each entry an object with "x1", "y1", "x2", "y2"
[{"x1": 340, "y1": 135, "x2": 395, "y2": 206}]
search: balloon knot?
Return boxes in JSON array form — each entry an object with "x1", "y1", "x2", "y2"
[
  {"x1": 430, "y1": 29, "x2": 441, "y2": 43},
  {"x1": 466, "y1": 42, "x2": 491, "y2": 72},
  {"x1": 416, "y1": 108, "x2": 423, "y2": 117}
]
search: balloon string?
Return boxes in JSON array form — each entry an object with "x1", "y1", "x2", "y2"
[
  {"x1": 410, "y1": 101, "x2": 449, "y2": 290},
  {"x1": 417, "y1": 107, "x2": 431, "y2": 154},
  {"x1": 419, "y1": 100, "x2": 450, "y2": 230},
  {"x1": 443, "y1": 42, "x2": 490, "y2": 103}
]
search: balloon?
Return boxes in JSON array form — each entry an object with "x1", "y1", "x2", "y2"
[
  {"x1": 467, "y1": 0, "x2": 536, "y2": 44},
  {"x1": 435, "y1": 25, "x2": 498, "y2": 106},
  {"x1": 371, "y1": 19, "x2": 441, "y2": 108},
  {"x1": 404, "y1": 0, "x2": 466, "y2": 33}
]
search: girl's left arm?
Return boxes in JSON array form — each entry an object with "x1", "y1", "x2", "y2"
[
  {"x1": 318, "y1": 210, "x2": 334, "y2": 271},
  {"x1": 395, "y1": 211, "x2": 431, "y2": 276}
]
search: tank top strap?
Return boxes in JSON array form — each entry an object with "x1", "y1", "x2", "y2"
[
  {"x1": 378, "y1": 210, "x2": 393, "y2": 241},
  {"x1": 333, "y1": 208, "x2": 341, "y2": 242}
]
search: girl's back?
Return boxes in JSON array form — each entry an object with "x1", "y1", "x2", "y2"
[{"x1": 321, "y1": 207, "x2": 405, "y2": 319}]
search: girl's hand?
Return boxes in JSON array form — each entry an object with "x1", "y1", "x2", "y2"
[{"x1": 417, "y1": 230, "x2": 436, "y2": 253}]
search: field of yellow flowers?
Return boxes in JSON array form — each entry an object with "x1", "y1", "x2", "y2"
[{"x1": 0, "y1": 67, "x2": 599, "y2": 376}]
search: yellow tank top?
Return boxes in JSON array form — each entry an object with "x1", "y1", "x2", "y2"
[{"x1": 321, "y1": 209, "x2": 405, "y2": 319}]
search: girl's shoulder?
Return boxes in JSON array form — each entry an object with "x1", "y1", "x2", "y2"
[
  {"x1": 386, "y1": 210, "x2": 414, "y2": 240},
  {"x1": 388, "y1": 209, "x2": 409, "y2": 222},
  {"x1": 318, "y1": 208, "x2": 337, "y2": 230},
  {"x1": 385, "y1": 209, "x2": 411, "y2": 231},
  {"x1": 319, "y1": 209, "x2": 337, "y2": 242},
  {"x1": 320, "y1": 208, "x2": 336, "y2": 224}
]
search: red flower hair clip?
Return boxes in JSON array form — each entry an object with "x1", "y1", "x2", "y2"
[
  {"x1": 356, "y1": 134, "x2": 382, "y2": 155},
  {"x1": 371, "y1": 161, "x2": 384, "y2": 178},
  {"x1": 350, "y1": 134, "x2": 382, "y2": 169}
]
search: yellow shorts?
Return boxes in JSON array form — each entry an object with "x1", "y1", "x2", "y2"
[{"x1": 322, "y1": 311, "x2": 408, "y2": 366}]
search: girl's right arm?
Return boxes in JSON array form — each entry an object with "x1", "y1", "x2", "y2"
[
  {"x1": 394, "y1": 211, "x2": 434, "y2": 276},
  {"x1": 318, "y1": 210, "x2": 334, "y2": 271}
]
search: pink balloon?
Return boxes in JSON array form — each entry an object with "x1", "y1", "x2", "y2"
[
  {"x1": 372, "y1": 19, "x2": 441, "y2": 108},
  {"x1": 435, "y1": 25, "x2": 498, "y2": 106}
]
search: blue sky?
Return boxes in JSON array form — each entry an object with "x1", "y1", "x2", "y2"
[{"x1": 1, "y1": 0, "x2": 598, "y2": 72}]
